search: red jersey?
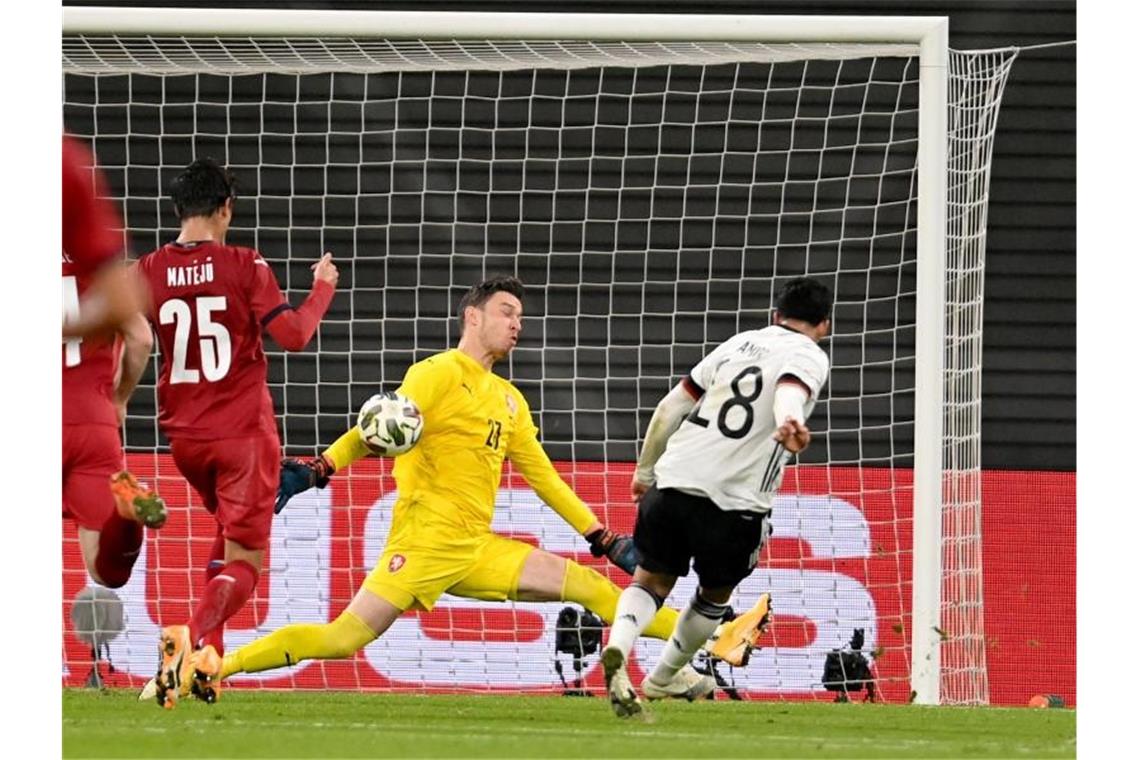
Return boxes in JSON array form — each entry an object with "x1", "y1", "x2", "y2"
[
  {"x1": 136, "y1": 241, "x2": 334, "y2": 440},
  {"x1": 62, "y1": 136, "x2": 123, "y2": 275},
  {"x1": 62, "y1": 260, "x2": 121, "y2": 428},
  {"x1": 62, "y1": 136, "x2": 124, "y2": 427}
]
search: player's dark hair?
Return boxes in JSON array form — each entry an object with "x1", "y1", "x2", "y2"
[
  {"x1": 457, "y1": 275, "x2": 526, "y2": 334},
  {"x1": 169, "y1": 158, "x2": 237, "y2": 221},
  {"x1": 775, "y1": 277, "x2": 833, "y2": 326}
]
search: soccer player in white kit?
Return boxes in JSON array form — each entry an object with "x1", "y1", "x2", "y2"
[{"x1": 601, "y1": 277, "x2": 832, "y2": 717}]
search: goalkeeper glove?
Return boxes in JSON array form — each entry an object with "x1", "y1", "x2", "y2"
[
  {"x1": 275, "y1": 454, "x2": 335, "y2": 514},
  {"x1": 586, "y1": 528, "x2": 639, "y2": 576}
]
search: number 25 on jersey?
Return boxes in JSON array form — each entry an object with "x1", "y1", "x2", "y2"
[{"x1": 159, "y1": 296, "x2": 232, "y2": 383}]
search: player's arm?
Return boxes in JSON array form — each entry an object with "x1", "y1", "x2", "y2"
[
  {"x1": 273, "y1": 426, "x2": 365, "y2": 514},
  {"x1": 508, "y1": 424, "x2": 638, "y2": 575},
  {"x1": 509, "y1": 433, "x2": 598, "y2": 535},
  {"x1": 771, "y1": 378, "x2": 812, "y2": 454},
  {"x1": 112, "y1": 312, "x2": 153, "y2": 426},
  {"x1": 631, "y1": 376, "x2": 702, "y2": 500},
  {"x1": 62, "y1": 263, "x2": 149, "y2": 340},
  {"x1": 274, "y1": 357, "x2": 457, "y2": 513},
  {"x1": 771, "y1": 349, "x2": 830, "y2": 454},
  {"x1": 311, "y1": 350, "x2": 444, "y2": 476},
  {"x1": 254, "y1": 252, "x2": 339, "y2": 351},
  {"x1": 61, "y1": 136, "x2": 148, "y2": 339}
]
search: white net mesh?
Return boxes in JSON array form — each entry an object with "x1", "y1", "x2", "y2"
[
  {"x1": 63, "y1": 36, "x2": 919, "y2": 74},
  {"x1": 940, "y1": 47, "x2": 1017, "y2": 706},
  {"x1": 61, "y1": 33, "x2": 1012, "y2": 705}
]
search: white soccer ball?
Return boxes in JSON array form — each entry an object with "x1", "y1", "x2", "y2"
[{"x1": 356, "y1": 392, "x2": 424, "y2": 456}]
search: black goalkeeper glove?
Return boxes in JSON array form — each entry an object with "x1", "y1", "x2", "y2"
[
  {"x1": 586, "y1": 528, "x2": 639, "y2": 576},
  {"x1": 275, "y1": 455, "x2": 336, "y2": 514}
]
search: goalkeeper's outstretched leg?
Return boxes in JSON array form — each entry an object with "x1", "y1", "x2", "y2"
[
  {"x1": 209, "y1": 587, "x2": 400, "y2": 681},
  {"x1": 553, "y1": 555, "x2": 680, "y2": 641},
  {"x1": 448, "y1": 538, "x2": 682, "y2": 642},
  {"x1": 205, "y1": 545, "x2": 685, "y2": 689}
]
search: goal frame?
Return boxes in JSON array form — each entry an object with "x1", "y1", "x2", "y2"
[{"x1": 62, "y1": 6, "x2": 950, "y2": 706}]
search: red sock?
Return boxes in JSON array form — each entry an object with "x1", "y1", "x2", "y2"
[
  {"x1": 199, "y1": 533, "x2": 228, "y2": 655},
  {"x1": 188, "y1": 559, "x2": 259, "y2": 647},
  {"x1": 94, "y1": 512, "x2": 143, "y2": 588}
]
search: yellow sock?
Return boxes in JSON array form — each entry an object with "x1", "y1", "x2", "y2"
[
  {"x1": 560, "y1": 561, "x2": 679, "y2": 642},
  {"x1": 220, "y1": 611, "x2": 377, "y2": 679}
]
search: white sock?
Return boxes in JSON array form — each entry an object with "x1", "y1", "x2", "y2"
[
  {"x1": 648, "y1": 593, "x2": 727, "y2": 685},
  {"x1": 605, "y1": 584, "x2": 661, "y2": 658}
]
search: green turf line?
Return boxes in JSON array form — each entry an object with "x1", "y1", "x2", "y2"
[{"x1": 63, "y1": 689, "x2": 1075, "y2": 759}]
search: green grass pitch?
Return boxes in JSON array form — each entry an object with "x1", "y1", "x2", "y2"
[{"x1": 63, "y1": 689, "x2": 1075, "y2": 758}]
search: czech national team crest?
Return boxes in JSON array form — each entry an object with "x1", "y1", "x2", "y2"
[
  {"x1": 505, "y1": 394, "x2": 517, "y2": 416},
  {"x1": 388, "y1": 554, "x2": 406, "y2": 573}
]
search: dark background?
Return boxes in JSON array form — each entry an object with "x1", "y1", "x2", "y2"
[{"x1": 63, "y1": 0, "x2": 1076, "y2": 471}]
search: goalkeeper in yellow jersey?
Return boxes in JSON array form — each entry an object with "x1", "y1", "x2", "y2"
[{"x1": 191, "y1": 276, "x2": 715, "y2": 701}]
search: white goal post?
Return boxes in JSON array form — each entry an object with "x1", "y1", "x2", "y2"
[{"x1": 62, "y1": 6, "x2": 1013, "y2": 706}]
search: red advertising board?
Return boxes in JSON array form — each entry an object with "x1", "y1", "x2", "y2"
[
  {"x1": 61, "y1": 457, "x2": 1073, "y2": 706},
  {"x1": 980, "y1": 471, "x2": 1075, "y2": 707}
]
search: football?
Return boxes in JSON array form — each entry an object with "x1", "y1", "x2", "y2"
[{"x1": 356, "y1": 392, "x2": 424, "y2": 456}]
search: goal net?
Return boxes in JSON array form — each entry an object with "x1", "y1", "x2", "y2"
[{"x1": 61, "y1": 10, "x2": 1015, "y2": 705}]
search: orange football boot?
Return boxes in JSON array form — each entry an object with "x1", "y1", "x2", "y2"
[
  {"x1": 154, "y1": 625, "x2": 195, "y2": 709},
  {"x1": 110, "y1": 471, "x2": 167, "y2": 529},
  {"x1": 189, "y1": 645, "x2": 223, "y2": 704}
]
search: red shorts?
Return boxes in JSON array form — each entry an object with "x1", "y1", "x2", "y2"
[
  {"x1": 62, "y1": 423, "x2": 125, "y2": 531},
  {"x1": 170, "y1": 433, "x2": 280, "y2": 551}
]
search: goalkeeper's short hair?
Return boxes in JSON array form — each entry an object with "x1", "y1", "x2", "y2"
[{"x1": 456, "y1": 275, "x2": 526, "y2": 333}]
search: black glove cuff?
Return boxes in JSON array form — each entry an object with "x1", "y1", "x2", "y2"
[
  {"x1": 313, "y1": 454, "x2": 335, "y2": 488},
  {"x1": 585, "y1": 528, "x2": 607, "y2": 557}
]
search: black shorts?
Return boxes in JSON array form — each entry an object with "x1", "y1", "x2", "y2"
[{"x1": 633, "y1": 485, "x2": 770, "y2": 589}]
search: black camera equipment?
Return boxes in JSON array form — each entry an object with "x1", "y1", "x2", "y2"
[
  {"x1": 553, "y1": 605, "x2": 605, "y2": 696},
  {"x1": 821, "y1": 628, "x2": 877, "y2": 702}
]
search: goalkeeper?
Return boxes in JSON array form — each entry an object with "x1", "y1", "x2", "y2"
[{"x1": 193, "y1": 276, "x2": 702, "y2": 694}]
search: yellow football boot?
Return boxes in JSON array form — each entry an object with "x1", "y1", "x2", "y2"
[{"x1": 707, "y1": 593, "x2": 772, "y2": 667}]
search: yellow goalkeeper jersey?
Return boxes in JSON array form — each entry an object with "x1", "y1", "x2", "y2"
[{"x1": 381, "y1": 349, "x2": 596, "y2": 535}]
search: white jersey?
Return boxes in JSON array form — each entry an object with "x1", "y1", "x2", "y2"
[{"x1": 653, "y1": 325, "x2": 830, "y2": 514}]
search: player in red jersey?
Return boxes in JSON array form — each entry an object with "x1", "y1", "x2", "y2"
[
  {"x1": 62, "y1": 135, "x2": 148, "y2": 339},
  {"x1": 62, "y1": 134, "x2": 167, "y2": 591},
  {"x1": 134, "y1": 158, "x2": 338, "y2": 708}
]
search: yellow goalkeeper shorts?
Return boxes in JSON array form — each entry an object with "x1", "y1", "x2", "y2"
[{"x1": 363, "y1": 506, "x2": 535, "y2": 612}]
